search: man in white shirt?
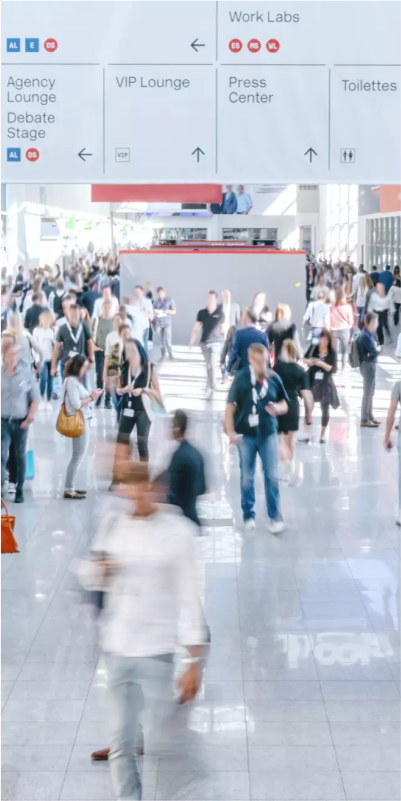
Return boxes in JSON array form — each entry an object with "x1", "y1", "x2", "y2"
[
  {"x1": 93, "y1": 285, "x2": 119, "y2": 320},
  {"x1": 127, "y1": 285, "x2": 154, "y2": 354},
  {"x1": 80, "y1": 459, "x2": 205, "y2": 801}
]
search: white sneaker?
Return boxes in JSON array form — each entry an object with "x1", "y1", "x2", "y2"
[
  {"x1": 7, "y1": 482, "x2": 16, "y2": 494},
  {"x1": 269, "y1": 520, "x2": 288, "y2": 535},
  {"x1": 38, "y1": 400, "x2": 46, "y2": 411},
  {"x1": 46, "y1": 401, "x2": 53, "y2": 411},
  {"x1": 244, "y1": 519, "x2": 256, "y2": 533}
]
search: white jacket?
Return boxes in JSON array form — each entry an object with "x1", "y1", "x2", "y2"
[{"x1": 79, "y1": 507, "x2": 205, "y2": 657}]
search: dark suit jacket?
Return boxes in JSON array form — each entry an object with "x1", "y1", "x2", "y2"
[
  {"x1": 222, "y1": 192, "x2": 237, "y2": 214},
  {"x1": 168, "y1": 439, "x2": 206, "y2": 527},
  {"x1": 228, "y1": 326, "x2": 270, "y2": 373}
]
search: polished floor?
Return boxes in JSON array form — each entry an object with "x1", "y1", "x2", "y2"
[{"x1": 2, "y1": 346, "x2": 401, "y2": 801}]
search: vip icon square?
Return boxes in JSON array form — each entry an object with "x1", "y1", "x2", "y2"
[
  {"x1": 341, "y1": 148, "x2": 356, "y2": 163},
  {"x1": 115, "y1": 148, "x2": 130, "y2": 163},
  {"x1": 6, "y1": 38, "x2": 20, "y2": 52},
  {"x1": 25, "y1": 38, "x2": 39, "y2": 52},
  {"x1": 7, "y1": 148, "x2": 21, "y2": 162}
]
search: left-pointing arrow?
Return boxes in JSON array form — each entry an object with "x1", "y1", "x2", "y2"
[
  {"x1": 78, "y1": 148, "x2": 92, "y2": 161},
  {"x1": 191, "y1": 38, "x2": 205, "y2": 52},
  {"x1": 191, "y1": 147, "x2": 205, "y2": 162}
]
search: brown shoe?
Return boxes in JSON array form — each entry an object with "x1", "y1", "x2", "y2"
[
  {"x1": 91, "y1": 748, "x2": 109, "y2": 761},
  {"x1": 361, "y1": 421, "x2": 376, "y2": 428},
  {"x1": 370, "y1": 420, "x2": 381, "y2": 426}
]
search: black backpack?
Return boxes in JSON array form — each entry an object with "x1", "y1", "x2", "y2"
[
  {"x1": 0, "y1": 310, "x2": 8, "y2": 337},
  {"x1": 349, "y1": 335, "x2": 361, "y2": 369}
]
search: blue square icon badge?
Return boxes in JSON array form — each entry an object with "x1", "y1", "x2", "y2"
[
  {"x1": 25, "y1": 38, "x2": 39, "y2": 52},
  {"x1": 7, "y1": 148, "x2": 21, "y2": 162},
  {"x1": 6, "y1": 38, "x2": 20, "y2": 52}
]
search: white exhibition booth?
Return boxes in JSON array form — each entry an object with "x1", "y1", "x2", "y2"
[{"x1": 120, "y1": 248, "x2": 306, "y2": 344}]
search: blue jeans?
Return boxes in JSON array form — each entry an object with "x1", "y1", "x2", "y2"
[
  {"x1": 1, "y1": 418, "x2": 28, "y2": 494},
  {"x1": 106, "y1": 653, "x2": 174, "y2": 801},
  {"x1": 238, "y1": 432, "x2": 282, "y2": 522},
  {"x1": 39, "y1": 361, "x2": 53, "y2": 400}
]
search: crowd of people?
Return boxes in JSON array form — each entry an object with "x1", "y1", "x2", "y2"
[{"x1": 2, "y1": 250, "x2": 401, "y2": 800}]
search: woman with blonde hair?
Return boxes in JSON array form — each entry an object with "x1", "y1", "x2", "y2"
[
  {"x1": 33, "y1": 309, "x2": 55, "y2": 409},
  {"x1": 269, "y1": 303, "x2": 301, "y2": 362},
  {"x1": 274, "y1": 339, "x2": 313, "y2": 479},
  {"x1": 329, "y1": 285, "x2": 354, "y2": 369},
  {"x1": 3, "y1": 310, "x2": 43, "y2": 371}
]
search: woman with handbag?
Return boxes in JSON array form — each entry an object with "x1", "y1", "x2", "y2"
[
  {"x1": 61, "y1": 354, "x2": 102, "y2": 499},
  {"x1": 304, "y1": 329, "x2": 338, "y2": 444},
  {"x1": 114, "y1": 339, "x2": 163, "y2": 465}
]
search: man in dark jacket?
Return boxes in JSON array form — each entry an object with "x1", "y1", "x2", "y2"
[
  {"x1": 168, "y1": 409, "x2": 206, "y2": 527},
  {"x1": 228, "y1": 308, "x2": 270, "y2": 373},
  {"x1": 24, "y1": 293, "x2": 46, "y2": 334},
  {"x1": 357, "y1": 311, "x2": 381, "y2": 428},
  {"x1": 222, "y1": 185, "x2": 237, "y2": 214}
]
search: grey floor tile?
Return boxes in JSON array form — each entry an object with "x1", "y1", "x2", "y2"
[
  {"x1": 2, "y1": 697, "x2": 86, "y2": 722},
  {"x1": 2, "y1": 721, "x2": 79, "y2": 746},
  {"x1": 248, "y1": 745, "x2": 338, "y2": 772},
  {"x1": 2, "y1": 681, "x2": 15, "y2": 709},
  {"x1": 60, "y1": 769, "x2": 157, "y2": 800},
  {"x1": 315, "y1": 659, "x2": 394, "y2": 681},
  {"x1": 2, "y1": 745, "x2": 72, "y2": 772},
  {"x1": 247, "y1": 720, "x2": 332, "y2": 746},
  {"x1": 155, "y1": 771, "x2": 251, "y2": 800},
  {"x1": 320, "y1": 680, "x2": 400, "y2": 701},
  {"x1": 245, "y1": 700, "x2": 327, "y2": 722},
  {"x1": 340, "y1": 771, "x2": 401, "y2": 800},
  {"x1": 244, "y1": 680, "x2": 323, "y2": 702},
  {"x1": 75, "y1": 719, "x2": 110, "y2": 745},
  {"x1": 335, "y1": 745, "x2": 401, "y2": 772},
  {"x1": 1, "y1": 771, "x2": 65, "y2": 800},
  {"x1": 250, "y1": 769, "x2": 346, "y2": 800},
  {"x1": 10, "y1": 679, "x2": 92, "y2": 701},
  {"x1": 1, "y1": 663, "x2": 24, "y2": 681},
  {"x1": 159, "y1": 745, "x2": 248, "y2": 772},
  {"x1": 330, "y1": 720, "x2": 400, "y2": 746},
  {"x1": 17, "y1": 662, "x2": 96, "y2": 682},
  {"x1": 325, "y1": 700, "x2": 401, "y2": 722}
]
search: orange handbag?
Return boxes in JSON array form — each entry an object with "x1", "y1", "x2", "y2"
[{"x1": 1, "y1": 498, "x2": 19, "y2": 554}]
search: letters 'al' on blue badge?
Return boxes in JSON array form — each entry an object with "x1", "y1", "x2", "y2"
[
  {"x1": 7, "y1": 148, "x2": 21, "y2": 162},
  {"x1": 7, "y1": 38, "x2": 20, "y2": 52}
]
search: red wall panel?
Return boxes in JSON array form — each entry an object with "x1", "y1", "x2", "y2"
[
  {"x1": 91, "y1": 185, "x2": 222, "y2": 203},
  {"x1": 380, "y1": 186, "x2": 401, "y2": 214}
]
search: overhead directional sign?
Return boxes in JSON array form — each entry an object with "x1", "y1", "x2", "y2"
[{"x1": 1, "y1": 1, "x2": 401, "y2": 183}]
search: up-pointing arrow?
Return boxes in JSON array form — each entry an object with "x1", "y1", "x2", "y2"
[
  {"x1": 304, "y1": 147, "x2": 318, "y2": 163},
  {"x1": 191, "y1": 147, "x2": 205, "y2": 162}
]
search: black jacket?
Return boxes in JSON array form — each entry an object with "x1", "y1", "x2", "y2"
[{"x1": 168, "y1": 439, "x2": 206, "y2": 527}]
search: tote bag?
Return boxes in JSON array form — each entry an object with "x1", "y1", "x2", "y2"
[
  {"x1": 1, "y1": 499, "x2": 19, "y2": 554},
  {"x1": 56, "y1": 379, "x2": 85, "y2": 438}
]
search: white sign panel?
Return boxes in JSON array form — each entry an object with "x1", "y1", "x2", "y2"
[{"x1": 2, "y1": 1, "x2": 401, "y2": 183}]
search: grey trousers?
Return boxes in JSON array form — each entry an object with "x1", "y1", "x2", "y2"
[
  {"x1": 200, "y1": 342, "x2": 221, "y2": 390},
  {"x1": 65, "y1": 426, "x2": 89, "y2": 491},
  {"x1": 360, "y1": 362, "x2": 376, "y2": 423},
  {"x1": 160, "y1": 326, "x2": 173, "y2": 358}
]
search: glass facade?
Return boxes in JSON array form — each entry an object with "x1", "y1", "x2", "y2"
[{"x1": 366, "y1": 215, "x2": 401, "y2": 269}]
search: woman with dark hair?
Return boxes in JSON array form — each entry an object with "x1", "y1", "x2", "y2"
[
  {"x1": 115, "y1": 339, "x2": 162, "y2": 462},
  {"x1": 274, "y1": 339, "x2": 313, "y2": 480},
  {"x1": 304, "y1": 329, "x2": 338, "y2": 444},
  {"x1": 62, "y1": 355, "x2": 102, "y2": 499}
]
